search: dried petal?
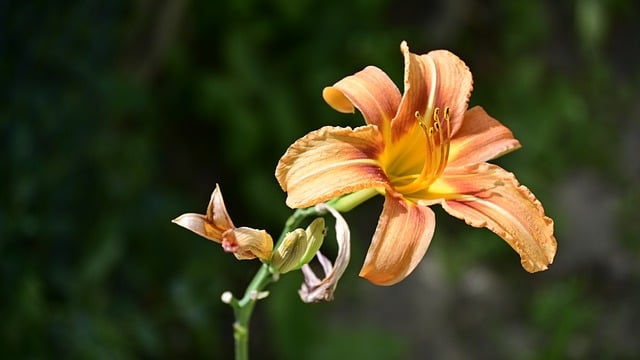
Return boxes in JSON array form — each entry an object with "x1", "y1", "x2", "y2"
[
  {"x1": 173, "y1": 184, "x2": 274, "y2": 261},
  {"x1": 223, "y1": 227, "x2": 274, "y2": 261},
  {"x1": 299, "y1": 203, "x2": 351, "y2": 302}
]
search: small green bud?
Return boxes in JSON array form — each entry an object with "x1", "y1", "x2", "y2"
[
  {"x1": 270, "y1": 218, "x2": 328, "y2": 274},
  {"x1": 271, "y1": 229, "x2": 308, "y2": 273},
  {"x1": 297, "y1": 218, "x2": 326, "y2": 267}
]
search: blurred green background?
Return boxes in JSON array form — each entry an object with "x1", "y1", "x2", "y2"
[{"x1": 2, "y1": 0, "x2": 639, "y2": 358}]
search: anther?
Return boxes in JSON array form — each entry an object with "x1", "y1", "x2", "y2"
[{"x1": 415, "y1": 110, "x2": 428, "y2": 131}]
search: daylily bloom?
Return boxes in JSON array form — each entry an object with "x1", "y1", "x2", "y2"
[
  {"x1": 172, "y1": 184, "x2": 273, "y2": 260},
  {"x1": 276, "y1": 41, "x2": 557, "y2": 285}
]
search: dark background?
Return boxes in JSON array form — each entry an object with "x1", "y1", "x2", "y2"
[{"x1": 2, "y1": 0, "x2": 639, "y2": 358}]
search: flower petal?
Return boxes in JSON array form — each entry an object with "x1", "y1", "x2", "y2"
[
  {"x1": 392, "y1": 42, "x2": 473, "y2": 141},
  {"x1": 223, "y1": 227, "x2": 274, "y2": 260},
  {"x1": 299, "y1": 203, "x2": 351, "y2": 302},
  {"x1": 390, "y1": 42, "x2": 430, "y2": 141},
  {"x1": 276, "y1": 125, "x2": 389, "y2": 208},
  {"x1": 433, "y1": 163, "x2": 556, "y2": 272},
  {"x1": 447, "y1": 106, "x2": 521, "y2": 167},
  {"x1": 172, "y1": 184, "x2": 236, "y2": 243},
  {"x1": 172, "y1": 213, "x2": 223, "y2": 243},
  {"x1": 424, "y1": 49, "x2": 473, "y2": 136},
  {"x1": 359, "y1": 194, "x2": 436, "y2": 285},
  {"x1": 209, "y1": 184, "x2": 235, "y2": 226},
  {"x1": 322, "y1": 66, "x2": 401, "y2": 131}
]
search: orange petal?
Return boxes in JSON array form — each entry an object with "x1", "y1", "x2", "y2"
[
  {"x1": 322, "y1": 66, "x2": 401, "y2": 131},
  {"x1": 276, "y1": 125, "x2": 389, "y2": 208},
  {"x1": 172, "y1": 184, "x2": 236, "y2": 242},
  {"x1": 172, "y1": 213, "x2": 223, "y2": 243},
  {"x1": 433, "y1": 163, "x2": 557, "y2": 272},
  {"x1": 223, "y1": 227, "x2": 274, "y2": 260},
  {"x1": 447, "y1": 106, "x2": 521, "y2": 167},
  {"x1": 392, "y1": 42, "x2": 473, "y2": 141},
  {"x1": 424, "y1": 49, "x2": 473, "y2": 136},
  {"x1": 390, "y1": 42, "x2": 430, "y2": 140},
  {"x1": 207, "y1": 184, "x2": 235, "y2": 229},
  {"x1": 359, "y1": 194, "x2": 436, "y2": 285}
]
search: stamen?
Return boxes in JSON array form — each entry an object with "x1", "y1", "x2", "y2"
[
  {"x1": 395, "y1": 105, "x2": 452, "y2": 195},
  {"x1": 415, "y1": 111, "x2": 427, "y2": 131},
  {"x1": 429, "y1": 108, "x2": 444, "y2": 178},
  {"x1": 426, "y1": 125, "x2": 437, "y2": 179},
  {"x1": 435, "y1": 106, "x2": 451, "y2": 176}
]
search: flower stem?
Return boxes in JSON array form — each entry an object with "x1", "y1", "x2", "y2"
[
  {"x1": 229, "y1": 206, "x2": 320, "y2": 360},
  {"x1": 328, "y1": 188, "x2": 379, "y2": 212},
  {"x1": 232, "y1": 263, "x2": 271, "y2": 360}
]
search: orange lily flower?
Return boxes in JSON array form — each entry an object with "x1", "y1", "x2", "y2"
[
  {"x1": 172, "y1": 184, "x2": 273, "y2": 260},
  {"x1": 276, "y1": 41, "x2": 556, "y2": 285}
]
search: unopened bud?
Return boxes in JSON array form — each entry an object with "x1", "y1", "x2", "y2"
[
  {"x1": 221, "y1": 291, "x2": 234, "y2": 304},
  {"x1": 271, "y1": 229, "x2": 308, "y2": 273},
  {"x1": 297, "y1": 218, "x2": 326, "y2": 267}
]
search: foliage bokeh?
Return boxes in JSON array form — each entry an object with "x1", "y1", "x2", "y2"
[{"x1": 3, "y1": 0, "x2": 639, "y2": 358}]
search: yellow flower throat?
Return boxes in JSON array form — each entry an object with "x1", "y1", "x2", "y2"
[{"x1": 394, "y1": 106, "x2": 451, "y2": 195}]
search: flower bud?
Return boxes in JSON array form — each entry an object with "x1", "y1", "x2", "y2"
[
  {"x1": 172, "y1": 184, "x2": 274, "y2": 260},
  {"x1": 271, "y1": 229, "x2": 308, "y2": 273},
  {"x1": 297, "y1": 218, "x2": 326, "y2": 267}
]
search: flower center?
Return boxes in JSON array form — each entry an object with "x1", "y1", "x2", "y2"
[{"x1": 394, "y1": 106, "x2": 451, "y2": 195}]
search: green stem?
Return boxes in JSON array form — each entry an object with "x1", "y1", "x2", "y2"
[
  {"x1": 232, "y1": 264, "x2": 271, "y2": 360},
  {"x1": 229, "y1": 190, "x2": 378, "y2": 359},
  {"x1": 327, "y1": 188, "x2": 379, "y2": 212},
  {"x1": 230, "y1": 206, "x2": 320, "y2": 360}
]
